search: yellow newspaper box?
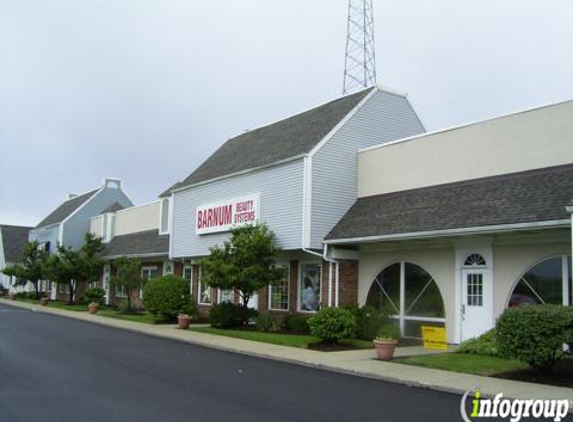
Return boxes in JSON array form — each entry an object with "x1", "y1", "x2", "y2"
[{"x1": 421, "y1": 326, "x2": 448, "y2": 351}]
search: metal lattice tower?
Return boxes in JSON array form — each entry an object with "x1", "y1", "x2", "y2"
[{"x1": 343, "y1": 0, "x2": 376, "y2": 95}]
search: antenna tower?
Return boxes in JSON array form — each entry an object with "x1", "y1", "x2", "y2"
[{"x1": 343, "y1": 0, "x2": 376, "y2": 95}]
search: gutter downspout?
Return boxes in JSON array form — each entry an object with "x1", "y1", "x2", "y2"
[{"x1": 566, "y1": 205, "x2": 573, "y2": 297}]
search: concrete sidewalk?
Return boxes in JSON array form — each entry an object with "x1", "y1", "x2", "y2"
[{"x1": 3, "y1": 298, "x2": 572, "y2": 405}]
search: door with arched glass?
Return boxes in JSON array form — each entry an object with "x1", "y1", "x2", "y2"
[
  {"x1": 460, "y1": 254, "x2": 491, "y2": 341},
  {"x1": 366, "y1": 262, "x2": 445, "y2": 338}
]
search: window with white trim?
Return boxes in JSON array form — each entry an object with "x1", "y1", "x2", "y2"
[
  {"x1": 366, "y1": 262, "x2": 445, "y2": 338},
  {"x1": 509, "y1": 255, "x2": 572, "y2": 307},
  {"x1": 219, "y1": 289, "x2": 234, "y2": 303},
  {"x1": 269, "y1": 265, "x2": 289, "y2": 311},
  {"x1": 141, "y1": 266, "x2": 159, "y2": 280},
  {"x1": 299, "y1": 263, "x2": 321, "y2": 312},
  {"x1": 184, "y1": 265, "x2": 193, "y2": 295},
  {"x1": 160, "y1": 198, "x2": 170, "y2": 234},
  {"x1": 115, "y1": 285, "x2": 127, "y2": 298}
]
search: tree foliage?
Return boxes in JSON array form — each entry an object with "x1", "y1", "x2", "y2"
[
  {"x1": 45, "y1": 233, "x2": 104, "y2": 304},
  {"x1": 1, "y1": 241, "x2": 49, "y2": 299},
  {"x1": 200, "y1": 224, "x2": 283, "y2": 309},
  {"x1": 110, "y1": 257, "x2": 144, "y2": 312}
]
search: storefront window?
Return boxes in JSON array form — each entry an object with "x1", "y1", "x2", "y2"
[
  {"x1": 198, "y1": 269, "x2": 211, "y2": 305},
  {"x1": 219, "y1": 289, "x2": 234, "y2": 303},
  {"x1": 508, "y1": 256, "x2": 572, "y2": 307},
  {"x1": 269, "y1": 265, "x2": 289, "y2": 311},
  {"x1": 141, "y1": 266, "x2": 159, "y2": 280},
  {"x1": 184, "y1": 265, "x2": 193, "y2": 295},
  {"x1": 366, "y1": 262, "x2": 445, "y2": 338},
  {"x1": 299, "y1": 263, "x2": 321, "y2": 312}
]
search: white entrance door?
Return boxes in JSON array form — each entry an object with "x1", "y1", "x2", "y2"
[{"x1": 461, "y1": 269, "x2": 491, "y2": 341}]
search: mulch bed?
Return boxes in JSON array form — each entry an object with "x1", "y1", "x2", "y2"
[{"x1": 494, "y1": 359, "x2": 573, "y2": 388}]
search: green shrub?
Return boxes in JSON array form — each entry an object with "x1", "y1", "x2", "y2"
[
  {"x1": 179, "y1": 296, "x2": 198, "y2": 318},
  {"x1": 142, "y1": 275, "x2": 191, "y2": 320},
  {"x1": 285, "y1": 315, "x2": 311, "y2": 334},
  {"x1": 308, "y1": 307, "x2": 356, "y2": 343},
  {"x1": 458, "y1": 329, "x2": 499, "y2": 357},
  {"x1": 210, "y1": 303, "x2": 256, "y2": 328},
  {"x1": 117, "y1": 300, "x2": 132, "y2": 315},
  {"x1": 348, "y1": 305, "x2": 389, "y2": 341},
  {"x1": 255, "y1": 311, "x2": 279, "y2": 332},
  {"x1": 376, "y1": 324, "x2": 401, "y2": 340},
  {"x1": 81, "y1": 287, "x2": 106, "y2": 305},
  {"x1": 496, "y1": 305, "x2": 573, "y2": 372}
]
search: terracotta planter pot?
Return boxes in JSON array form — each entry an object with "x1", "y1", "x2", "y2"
[
  {"x1": 178, "y1": 315, "x2": 192, "y2": 329},
  {"x1": 39, "y1": 297, "x2": 49, "y2": 306},
  {"x1": 88, "y1": 303, "x2": 99, "y2": 314},
  {"x1": 373, "y1": 339, "x2": 398, "y2": 360}
]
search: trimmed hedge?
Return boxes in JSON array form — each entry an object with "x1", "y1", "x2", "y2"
[
  {"x1": 285, "y1": 315, "x2": 311, "y2": 334},
  {"x1": 210, "y1": 303, "x2": 256, "y2": 328},
  {"x1": 142, "y1": 275, "x2": 192, "y2": 320},
  {"x1": 308, "y1": 307, "x2": 356, "y2": 343},
  {"x1": 496, "y1": 305, "x2": 573, "y2": 372},
  {"x1": 458, "y1": 329, "x2": 499, "y2": 357}
]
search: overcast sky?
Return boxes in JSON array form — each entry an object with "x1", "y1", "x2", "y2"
[{"x1": 1, "y1": 0, "x2": 572, "y2": 227}]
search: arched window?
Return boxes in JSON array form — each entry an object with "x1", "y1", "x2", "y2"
[
  {"x1": 464, "y1": 254, "x2": 487, "y2": 267},
  {"x1": 508, "y1": 256, "x2": 572, "y2": 307},
  {"x1": 366, "y1": 262, "x2": 445, "y2": 338}
]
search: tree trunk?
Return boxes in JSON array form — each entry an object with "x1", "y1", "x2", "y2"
[
  {"x1": 33, "y1": 281, "x2": 41, "y2": 300},
  {"x1": 68, "y1": 281, "x2": 75, "y2": 305}
]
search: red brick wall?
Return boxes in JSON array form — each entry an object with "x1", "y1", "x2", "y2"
[{"x1": 337, "y1": 259, "x2": 359, "y2": 306}]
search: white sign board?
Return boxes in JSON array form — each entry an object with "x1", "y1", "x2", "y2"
[{"x1": 196, "y1": 194, "x2": 260, "y2": 235}]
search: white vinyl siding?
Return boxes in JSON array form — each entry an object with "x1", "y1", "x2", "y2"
[
  {"x1": 309, "y1": 90, "x2": 425, "y2": 249},
  {"x1": 171, "y1": 159, "x2": 305, "y2": 258}
]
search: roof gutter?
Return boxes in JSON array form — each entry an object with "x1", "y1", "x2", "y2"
[{"x1": 325, "y1": 219, "x2": 571, "y2": 245}]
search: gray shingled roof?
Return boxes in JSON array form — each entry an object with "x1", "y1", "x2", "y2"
[
  {"x1": 1, "y1": 225, "x2": 32, "y2": 263},
  {"x1": 326, "y1": 164, "x2": 573, "y2": 242},
  {"x1": 36, "y1": 189, "x2": 99, "y2": 228},
  {"x1": 101, "y1": 202, "x2": 125, "y2": 213},
  {"x1": 101, "y1": 230, "x2": 169, "y2": 258},
  {"x1": 161, "y1": 87, "x2": 374, "y2": 195}
]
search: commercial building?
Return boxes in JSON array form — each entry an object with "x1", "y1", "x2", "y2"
[
  {"x1": 162, "y1": 87, "x2": 425, "y2": 315},
  {"x1": 325, "y1": 100, "x2": 573, "y2": 343},
  {"x1": 89, "y1": 200, "x2": 187, "y2": 307},
  {"x1": 29, "y1": 178, "x2": 134, "y2": 300},
  {"x1": 0, "y1": 225, "x2": 33, "y2": 295}
]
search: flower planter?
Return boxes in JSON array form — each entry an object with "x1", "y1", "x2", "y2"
[
  {"x1": 88, "y1": 303, "x2": 99, "y2": 314},
  {"x1": 39, "y1": 297, "x2": 49, "y2": 306},
  {"x1": 178, "y1": 314, "x2": 192, "y2": 329},
  {"x1": 373, "y1": 339, "x2": 398, "y2": 360}
]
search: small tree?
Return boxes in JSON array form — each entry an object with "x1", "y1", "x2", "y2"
[
  {"x1": 201, "y1": 224, "x2": 283, "y2": 310},
  {"x1": 46, "y1": 233, "x2": 104, "y2": 304},
  {"x1": 110, "y1": 257, "x2": 144, "y2": 313},
  {"x1": 2, "y1": 241, "x2": 49, "y2": 299}
]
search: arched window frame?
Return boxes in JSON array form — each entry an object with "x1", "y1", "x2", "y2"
[
  {"x1": 367, "y1": 261, "x2": 446, "y2": 338},
  {"x1": 507, "y1": 255, "x2": 572, "y2": 308}
]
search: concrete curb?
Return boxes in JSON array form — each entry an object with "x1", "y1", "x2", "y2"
[{"x1": 3, "y1": 298, "x2": 572, "y2": 408}]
